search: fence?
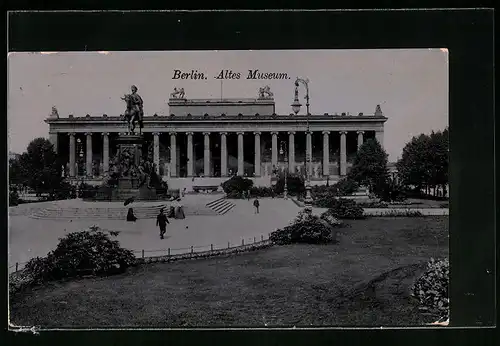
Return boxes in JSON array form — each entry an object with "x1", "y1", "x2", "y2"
[{"x1": 9, "y1": 233, "x2": 272, "y2": 274}]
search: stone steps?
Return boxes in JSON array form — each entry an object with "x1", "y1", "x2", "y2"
[
  {"x1": 205, "y1": 198, "x2": 235, "y2": 215},
  {"x1": 29, "y1": 203, "x2": 219, "y2": 220}
]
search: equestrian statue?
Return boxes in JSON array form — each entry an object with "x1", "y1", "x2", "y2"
[{"x1": 121, "y1": 85, "x2": 144, "y2": 134}]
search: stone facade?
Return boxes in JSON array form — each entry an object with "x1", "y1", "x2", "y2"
[{"x1": 46, "y1": 97, "x2": 387, "y2": 186}]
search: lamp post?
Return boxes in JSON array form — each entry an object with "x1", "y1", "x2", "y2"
[
  {"x1": 292, "y1": 77, "x2": 313, "y2": 210},
  {"x1": 279, "y1": 141, "x2": 288, "y2": 199}
]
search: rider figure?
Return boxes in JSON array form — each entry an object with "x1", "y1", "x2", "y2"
[{"x1": 130, "y1": 85, "x2": 144, "y2": 118}]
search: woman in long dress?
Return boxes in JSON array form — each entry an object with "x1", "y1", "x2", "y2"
[{"x1": 174, "y1": 198, "x2": 186, "y2": 219}]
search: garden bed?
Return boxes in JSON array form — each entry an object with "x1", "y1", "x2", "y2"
[{"x1": 10, "y1": 217, "x2": 448, "y2": 327}]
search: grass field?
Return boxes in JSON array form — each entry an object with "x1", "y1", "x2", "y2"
[{"x1": 10, "y1": 216, "x2": 448, "y2": 328}]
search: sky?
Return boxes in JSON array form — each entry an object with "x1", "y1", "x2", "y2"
[{"x1": 7, "y1": 49, "x2": 448, "y2": 162}]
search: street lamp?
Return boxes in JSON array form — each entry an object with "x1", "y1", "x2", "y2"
[
  {"x1": 279, "y1": 141, "x2": 288, "y2": 199},
  {"x1": 292, "y1": 77, "x2": 313, "y2": 210}
]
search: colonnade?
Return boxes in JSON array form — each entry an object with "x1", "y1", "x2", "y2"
[{"x1": 65, "y1": 130, "x2": 384, "y2": 178}]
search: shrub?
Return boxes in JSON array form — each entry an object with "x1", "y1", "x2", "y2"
[
  {"x1": 226, "y1": 191, "x2": 245, "y2": 199},
  {"x1": 249, "y1": 186, "x2": 275, "y2": 198},
  {"x1": 18, "y1": 226, "x2": 135, "y2": 289},
  {"x1": 411, "y1": 258, "x2": 449, "y2": 319},
  {"x1": 273, "y1": 174, "x2": 305, "y2": 196},
  {"x1": 335, "y1": 178, "x2": 359, "y2": 196},
  {"x1": 325, "y1": 198, "x2": 365, "y2": 219},
  {"x1": 357, "y1": 201, "x2": 389, "y2": 208},
  {"x1": 9, "y1": 186, "x2": 19, "y2": 206},
  {"x1": 221, "y1": 176, "x2": 253, "y2": 195},
  {"x1": 53, "y1": 181, "x2": 77, "y2": 200},
  {"x1": 374, "y1": 209, "x2": 424, "y2": 217},
  {"x1": 320, "y1": 209, "x2": 348, "y2": 227},
  {"x1": 270, "y1": 209, "x2": 337, "y2": 245}
]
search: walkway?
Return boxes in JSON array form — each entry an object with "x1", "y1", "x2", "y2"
[{"x1": 8, "y1": 197, "x2": 299, "y2": 271}]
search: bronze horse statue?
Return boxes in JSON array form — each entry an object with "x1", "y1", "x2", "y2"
[{"x1": 121, "y1": 94, "x2": 144, "y2": 134}]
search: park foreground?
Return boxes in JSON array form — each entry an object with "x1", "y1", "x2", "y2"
[{"x1": 10, "y1": 216, "x2": 448, "y2": 327}]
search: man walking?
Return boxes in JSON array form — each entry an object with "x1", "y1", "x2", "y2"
[
  {"x1": 156, "y1": 208, "x2": 169, "y2": 239},
  {"x1": 253, "y1": 198, "x2": 260, "y2": 214}
]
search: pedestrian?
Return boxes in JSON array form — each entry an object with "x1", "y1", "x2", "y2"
[
  {"x1": 126, "y1": 208, "x2": 137, "y2": 222},
  {"x1": 156, "y1": 208, "x2": 169, "y2": 239},
  {"x1": 253, "y1": 198, "x2": 260, "y2": 214}
]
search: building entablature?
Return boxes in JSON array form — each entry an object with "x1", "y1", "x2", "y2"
[{"x1": 46, "y1": 115, "x2": 387, "y2": 134}]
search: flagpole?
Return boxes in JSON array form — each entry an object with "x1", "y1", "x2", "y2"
[{"x1": 220, "y1": 79, "x2": 223, "y2": 100}]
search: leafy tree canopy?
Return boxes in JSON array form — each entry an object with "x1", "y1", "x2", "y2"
[
  {"x1": 396, "y1": 128, "x2": 448, "y2": 189},
  {"x1": 348, "y1": 138, "x2": 389, "y2": 195},
  {"x1": 10, "y1": 138, "x2": 63, "y2": 193}
]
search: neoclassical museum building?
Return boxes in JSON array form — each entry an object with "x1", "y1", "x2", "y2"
[{"x1": 45, "y1": 87, "x2": 387, "y2": 188}]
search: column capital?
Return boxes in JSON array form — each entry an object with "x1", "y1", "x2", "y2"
[
  {"x1": 220, "y1": 132, "x2": 228, "y2": 136},
  {"x1": 339, "y1": 131, "x2": 348, "y2": 136},
  {"x1": 305, "y1": 130, "x2": 313, "y2": 135},
  {"x1": 253, "y1": 131, "x2": 261, "y2": 136},
  {"x1": 288, "y1": 131, "x2": 296, "y2": 135},
  {"x1": 322, "y1": 131, "x2": 330, "y2": 135},
  {"x1": 271, "y1": 131, "x2": 279, "y2": 136},
  {"x1": 237, "y1": 132, "x2": 245, "y2": 136},
  {"x1": 68, "y1": 132, "x2": 76, "y2": 137},
  {"x1": 101, "y1": 132, "x2": 110, "y2": 136},
  {"x1": 203, "y1": 132, "x2": 211, "y2": 136},
  {"x1": 152, "y1": 132, "x2": 161, "y2": 136},
  {"x1": 356, "y1": 130, "x2": 365, "y2": 135},
  {"x1": 169, "y1": 132, "x2": 177, "y2": 136},
  {"x1": 85, "y1": 132, "x2": 93, "y2": 136},
  {"x1": 186, "y1": 132, "x2": 194, "y2": 136}
]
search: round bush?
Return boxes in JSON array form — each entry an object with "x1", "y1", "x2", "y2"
[
  {"x1": 411, "y1": 258, "x2": 449, "y2": 319},
  {"x1": 270, "y1": 210, "x2": 338, "y2": 245},
  {"x1": 222, "y1": 176, "x2": 253, "y2": 195},
  {"x1": 22, "y1": 226, "x2": 135, "y2": 285},
  {"x1": 324, "y1": 198, "x2": 365, "y2": 219}
]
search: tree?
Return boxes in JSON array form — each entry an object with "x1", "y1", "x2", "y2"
[
  {"x1": 348, "y1": 138, "x2": 389, "y2": 197},
  {"x1": 16, "y1": 138, "x2": 63, "y2": 196},
  {"x1": 396, "y1": 134, "x2": 432, "y2": 191},
  {"x1": 396, "y1": 128, "x2": 448, "y2": 196},
  {"x1": 9, "y1": 157, "x2": 27, "y2": 187}
]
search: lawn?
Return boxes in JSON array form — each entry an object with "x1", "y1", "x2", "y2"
[{"x1": 10, "y1": 216, "x2": 448, "y2": 328}]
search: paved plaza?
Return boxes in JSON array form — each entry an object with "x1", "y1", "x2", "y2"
[{"x1": 8, "y1": 196, "x2": 299, "y2": 272}]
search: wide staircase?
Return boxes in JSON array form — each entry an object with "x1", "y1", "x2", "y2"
[
  {"x1": 29, "y1": 201, "x2": 225, "y2": 220},
  {"x1": 205, "y1": 198, "x2": 235, "y2": 215}
]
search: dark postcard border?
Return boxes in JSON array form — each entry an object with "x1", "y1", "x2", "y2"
[{"x1": 5, "y1": 9, "x2": 495, "y2": 346}]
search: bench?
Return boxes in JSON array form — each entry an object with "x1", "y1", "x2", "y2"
[{"x1": 192, "y1": 185, "x2": 219, "y2": 193}]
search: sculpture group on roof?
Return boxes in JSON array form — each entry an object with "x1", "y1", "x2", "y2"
[
  {"x1": 258, "y1": 85, "x2": 274, "y2": 99},
  {"x1": 170, "y1": 87, "x2": 186, "y2": 99}
]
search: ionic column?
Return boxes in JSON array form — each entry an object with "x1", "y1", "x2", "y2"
[
  {"x1": 203, "y1": 132, "x2": 210, "y2": 177},
  {"x1": 169, "y1": 132, "x2": 177, "y2": 177},
  {"x1": 357, "y1": 130, "x2": 364, "y2": 150},
  {"x1": 288, "y1": 131, "x2": 295, "y2": 172},
  {"x1": 254, "y1": 131, "x2": 261, "y2": 176},
  {"x1": 306, "y1": 131, "x2": 312, "y2": 177},
  {"x1": 85, "y1": 132, "x2": 92, "y2": 177},
  {"x1": 237, "y1": 132, "x2": 244, "y2": 176},
  {"x1": 271, "y1": 131, "x2": 278, "y2": 168},
  {"x1": 186, "y1": 132, "x2": 194, "y2": 177},
  {"x1": 69, "y1": 133, "x2": 76, "y2": 177},
  {"x1": 102, "y1": 132, "x2": 110, "y2": 174},
  {"x1": 322, "y1": 131, "x2": 330, "y2": 176},
  {"x1": 49, "y1": 132, "x2": 58, "y2": 154},
  {"x1": 340, "y1": 131, "x2": 347, "y2": 176},
  {"x1": 220, "y1": 132, "x2": 228, "y2": 177},
  {"x1": 153, "y1": 132, "x2": 160, "y2": 175},
  {"x1": 375, "y1": 130, "x2": 384, "y2": 147}
]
